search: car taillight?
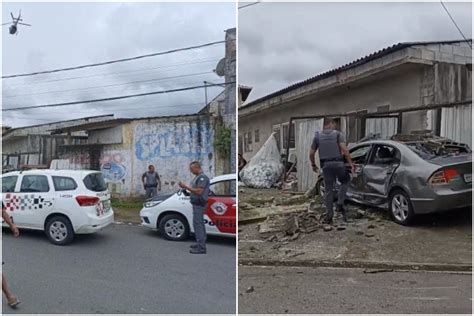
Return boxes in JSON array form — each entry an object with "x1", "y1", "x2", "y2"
[
  {"x1": 428, "y1": 168, "x2": 460, "y2": 185},
  {"x1": 76, "y1": 195, "x2": 100, "y2": 207}
]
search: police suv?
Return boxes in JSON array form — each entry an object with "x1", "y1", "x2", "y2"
[
  {"x1": 140, "y1": 174, "x2": 236, "y2": 241},
  {"x1": 1, "y1": 169, "x2": 114, "y2": 245}
]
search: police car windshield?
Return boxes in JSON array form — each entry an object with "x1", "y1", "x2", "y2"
[{"x1": 83, "y1": 173, "x2": 107, "y2": 192}]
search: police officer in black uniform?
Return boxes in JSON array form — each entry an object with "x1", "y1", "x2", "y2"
[
  {"x1": 178, "y1": 161, "x2": 210, "y2": 254},
  {"x1": 309, "y1": 117, "x2": 355, "y2": 224}
]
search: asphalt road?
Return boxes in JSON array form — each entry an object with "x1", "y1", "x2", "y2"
[
  {"x1": 238, "y1": 265, "x2": 472, "y2": 314},
  {"x1": 2, "y1": 224, "x2": 236, "y2": 314}
]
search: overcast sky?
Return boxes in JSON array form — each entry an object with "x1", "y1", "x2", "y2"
[
  {"x1": 239, "y1": 1, "x2": 472, "y2": 103},
  {"x1": 2, "y1": 2, "x2": 235, "y2": 127}
]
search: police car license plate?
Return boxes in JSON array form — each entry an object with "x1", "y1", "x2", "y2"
[
  {"x1": 102, "y1": 200, "x2": 111, "y2": 213},
  {"x1": 464, "y1": 173, "x2": 472, "y2": 183}
]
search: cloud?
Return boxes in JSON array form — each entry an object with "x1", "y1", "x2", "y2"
[{"x1": 2, "y1": 2, "x2": 235, "y2": 127}]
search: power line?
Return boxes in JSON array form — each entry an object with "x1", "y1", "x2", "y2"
[
  {"x1": 2, "y1": 82, "x2": 235, "y2": 112},
  {"x1": 2, "y1": 102, "x2": 204, "y2": 116},
  {"x1": 4, "y1": 57, "x2": 221, "y2": 88},
  {"x1": 440, "y1": 1, "x2": 472, "y2": 49},
  {"x1": 4, "y1": 71, "x2": 214, "y2": 98},
  {"x1": 238, "y1": 2, "x2": 260, "y2": 10},
  {"x1": 2, "y1": 40, "x2": 230, "y2": 79}
]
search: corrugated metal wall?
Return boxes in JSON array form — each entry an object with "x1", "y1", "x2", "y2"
[
  {"x1": 296, "y1": 119, "x2": 323, "y2": 192},
  {"x1": 441, "y1": 104, "x2": 472, "y2": 147},
  {"x1": 365, "y1": 117, "x2": 398, "y2": 139}
]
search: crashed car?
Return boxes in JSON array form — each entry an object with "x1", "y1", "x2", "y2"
[{"x1": 316, "y1": 136, "x2": 472, "y2": 225}]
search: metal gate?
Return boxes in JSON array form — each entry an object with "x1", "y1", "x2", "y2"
[
  {"x1": 296, "y1": 118, "x2": 323, "y2": 191},
  {"x1": 440, "y1": 104, "x2": 472, "y2": 147}
]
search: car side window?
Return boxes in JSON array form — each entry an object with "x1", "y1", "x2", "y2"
[
  {"x1": 2, "y1": 176, "x2": 18, "y2": 193},
  {"x1": 20, "y1": 175, "x2": 50, "y2": 193},
  {"x1": 209, "y1": 180, "x2": 236, "y2": 197},
  {"x1": 52, "y1": 176, "x2": 78, "y2": 191},
  {"x1": 368, "y1": 145, "x2": 400, "y2": 165},
  {"x1": 349, "y1": 145, "x2": 372, "y2": 165}
]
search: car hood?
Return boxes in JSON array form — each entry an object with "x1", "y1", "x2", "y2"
[{"x1": 147, "y1": 193, "x2": 174, "y2": 202}]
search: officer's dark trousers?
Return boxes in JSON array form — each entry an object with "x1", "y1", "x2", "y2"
[
  {"x1": 192, "y1": 204, "x2": 207, "y2": 251},
  {"x1": 322, "y1": 161, "x2": 350, "y2": 221}
]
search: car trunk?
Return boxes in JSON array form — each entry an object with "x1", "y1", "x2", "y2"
[{"x1": 427, "y1": 154, "x2": 472, "y2": 190}]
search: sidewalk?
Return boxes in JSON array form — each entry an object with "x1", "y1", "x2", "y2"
[{"x1": 238, "y1": 188, "x2": 472, "y2": 272}]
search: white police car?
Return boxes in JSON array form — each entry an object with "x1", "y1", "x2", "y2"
[
  {"x1": 1, "y1": 169, "x2": 114, "y2": 245},
  {"x1": 140, "y1": 174, "x2": 236, "y2": 241}
]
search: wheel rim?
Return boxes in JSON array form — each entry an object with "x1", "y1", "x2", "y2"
[
  {"x1": 49, "y1": 221, "x2": 68, "y2": 242},
  {"x1": 392, "y1": 194, "x2": 409, "y2": 221},
  {"x1": 164, "y1": 218, "x2": 185, "y2": 238}
]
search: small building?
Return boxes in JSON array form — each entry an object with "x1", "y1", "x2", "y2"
[
  {"x1": 2, "y1": 115, "x2": 113, "y2": 170},
  {"x1": 239, "y1": 39, "x2": 472, "y2": 191}
]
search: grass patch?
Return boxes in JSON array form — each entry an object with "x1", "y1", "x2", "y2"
[
  {"x1": 111, "y1": 197, "x2": 144, "y2": 224},
  {"x1": 111, "y1": 197, "x2": 143, "y2": 210}
]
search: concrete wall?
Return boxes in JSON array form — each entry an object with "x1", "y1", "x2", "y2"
[{"x1": 239, "y1": 64, "x2": 428, "y2": 160}]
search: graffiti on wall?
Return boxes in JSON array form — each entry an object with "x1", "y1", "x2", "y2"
[
  {"x1": 100, "y1": 152, "x2": 127, "y2": 183},
  {"x1": 134, "y1": 121, "x2": 213, "y2": 160},
  {"x1": 132, "y1": 120, "x2": 215, "y2": 195}
]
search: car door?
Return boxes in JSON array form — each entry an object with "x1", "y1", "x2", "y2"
[
  {"x1": 2, "y1": 175, "x2": 20, "y2": 226},
  {"x1": 206, "y1": 179, "x2": 236, "y2": 235},
  {"x1": 13, "y1": 174, "x2": 55, "y2": 229},
  {"x1": 346, "y1": 144, "x2": 373, "y2": 201},
  {"x1": 362, "y1": 144, "x2": 401, "y2": 204}
]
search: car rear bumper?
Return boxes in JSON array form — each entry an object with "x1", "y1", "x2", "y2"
[
  {"x1": 411, "y1": 189, "x2": 472, "y2": 214},
  {"x1": 75, "y1": 210, "x2": 114, "y2": 234}
]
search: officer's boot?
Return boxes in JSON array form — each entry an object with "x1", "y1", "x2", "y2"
[{"x1": 336, "y1": 204, "x2": 348, "y2": 222}]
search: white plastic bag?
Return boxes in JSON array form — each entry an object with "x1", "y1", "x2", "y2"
[{"x1": 239, "y1": 133, "x2": 284, "y2": 188}]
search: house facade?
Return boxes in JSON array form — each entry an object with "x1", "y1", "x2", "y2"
[{"x1": 239, "y1": 40, "x2": 472, "y2": 191}]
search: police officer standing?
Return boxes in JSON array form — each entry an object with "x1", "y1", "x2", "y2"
[
  {"x1": 178, "y1": 161, "x2": 210, "y2": 254},
  {"x1": 309, "y1": 117, "x2": 355, "y2": 224},
  {"x1": 142, "y1": 165, "x2": 161, "y2": 199}
]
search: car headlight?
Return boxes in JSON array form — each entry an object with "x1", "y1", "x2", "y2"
[{"x1": 144, "y1": 200, "x2": 163, "y2": 208}]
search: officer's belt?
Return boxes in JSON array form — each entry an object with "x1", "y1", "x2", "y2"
[{"x1": 320, "y1": 157, "x2": 344, "y2": 163}]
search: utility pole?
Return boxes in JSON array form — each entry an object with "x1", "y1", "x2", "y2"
[{"x1": 204, "y1": 81, "x2": 208, "y2": 105}]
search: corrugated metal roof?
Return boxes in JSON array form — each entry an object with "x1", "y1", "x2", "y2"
[
  {"x1": 49, "y1": 118, "x2": 131, "y2": 134},
  {"x1": 240, "y1": 39, "x2": 472, "y2": 110}
]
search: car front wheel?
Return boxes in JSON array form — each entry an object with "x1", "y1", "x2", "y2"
[
  {"x1": 158, "y1": 214, "x2": 189, "y2": 241},
  {"x1": 45, "y1": 216, "x2": 75, "y2": 245},
  {"x1": 389, "y1": 190, "x2": 415, "y2": 225}
]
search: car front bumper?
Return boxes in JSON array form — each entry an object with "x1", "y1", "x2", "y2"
[
  {"x1": 139, "y1": 209, "x2": 156, "y2": 229},
  {"x1": 75, "y1": 210, "x2": 114, "y2": 234},
  {"x1": 411, "y1": 188, "x2": 472, "y2": 214}
]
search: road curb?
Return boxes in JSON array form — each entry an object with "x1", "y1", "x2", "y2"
[{"x1": 238, "y1": 258, "x2": 472, "y2": 273}]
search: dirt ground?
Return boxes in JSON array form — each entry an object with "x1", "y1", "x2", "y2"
[
  {"x1": 238, "y1": 187, "x2": 472, "y2": 271},
  {"x1": 111, "y1": 197, "x2": 143, "y2": 224}
]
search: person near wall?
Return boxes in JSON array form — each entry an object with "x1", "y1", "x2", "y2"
[
  {"x1": 309, "y1": 117, "x2": 355, "y2": 224},
  {"x1": 178, "y1": 161, "x2": 210, "y2": 254},
  {"x1": 2, "y1": 202, "x2": 21, "y2": 308},
  {"x1": 142, "y1": 165, "x2": 161, "y2": 199}
]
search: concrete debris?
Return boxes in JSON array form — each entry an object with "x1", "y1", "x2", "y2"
[
  {"x1": 355, "y1": 230, "x2": 364, "y2": 235},
  {"x1": 323, "y1": 225, "x2": 333, "y2": 232},
  {"x1": 239, "y1": 202, "x2": 253, "y2": 210},
  {"x1": 365, "y1": 233, "x2": 375, "y2": 238},
  {"x1": 287, "y1": 251, "x2": 305, "y2": 258},
  {"x1": 367, "y1": 224, "x2": 376, "y2": 229},
  {"x1": 355, "y1": 209, "x2": 366, "y2": 219},
  {"x1": 246, "y1": 286, "x2": 255, "y2": 293},
  {"x1": 336, "y1": 226, "x2": 346, "y2": 231}
]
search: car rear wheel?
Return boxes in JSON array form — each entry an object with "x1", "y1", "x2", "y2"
[
  {"x1": 389, "y1": 190, "x2": 414, "y2": 225},
  {"x1": 45, "y1": 216, "x2": 75, "y2": 245},
  {"x1": 158, "y1": 214, "x2": 189, "y2": 241}
]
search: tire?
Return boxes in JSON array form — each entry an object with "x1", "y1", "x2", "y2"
[
  {"x1": 45, "y1": 215, "x2": 75, "y2": 245},
  {"x1": 158, "y1": 214, "x2": 189, "y2": 241},
  {"x1": 389, "y1": 189, "x2": 415, "y2": 225}
]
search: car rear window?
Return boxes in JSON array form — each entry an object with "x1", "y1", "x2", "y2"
[
  {"x1": 83, "y1": 173, "x2": 107, "y2": 192},
  {"x1": 53, "y1": 176, "x2": 78, "y2": 191}
]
